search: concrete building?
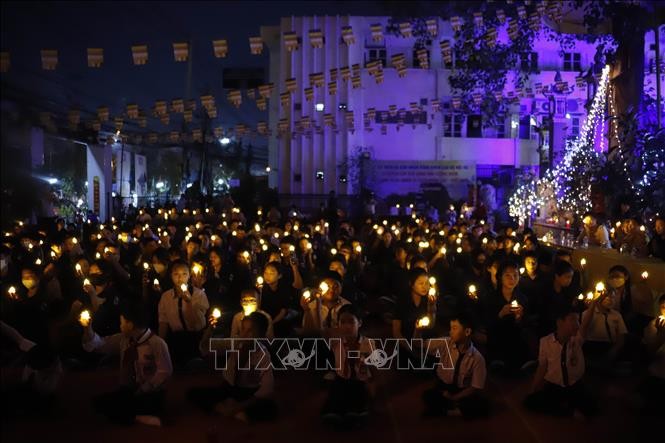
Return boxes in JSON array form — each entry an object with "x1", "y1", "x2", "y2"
[{"x1": 262, "y1": 16, "x2": 602, "y2": 199}]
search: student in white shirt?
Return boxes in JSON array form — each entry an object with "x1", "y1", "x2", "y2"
[
  {"x1": 421, "y1": 313, "x2": 489, "y2": 418},
  {"x1": 158, "y1": 260, "x2": 209, "y2": 368},
  {"x1": 81, "y1": 302, "x2": 172, "y2": 427},
  {"x1": 188, "y1": 312, "x2": 277, "y2": 423},
  {"x1": 581, "y1": 290, "x2": 628, "y2": 370},
  {"x1": 321, "y1": 304, "x2": 375, "y2": 427},
  {"x1": 525, "y1": 299, "x2": 597, "y2": 418}
]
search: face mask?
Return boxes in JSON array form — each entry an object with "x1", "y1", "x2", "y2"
[
  {"x1": 90, "y1": 275, "x2": 107, "y2": 286},
  {"x1": 153, "y1": 263, "x2": 166, "y2": 274},
  {"x1": 608, "y1": 277, "x2": 625, "y2": 289},
  {"x1": 22, "y1": 278, "x2": 37, "y2": 290}
]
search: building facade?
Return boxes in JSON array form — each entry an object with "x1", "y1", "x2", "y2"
[{"x1": 262, "y1": 16, "x2": 602, "y2": 198}]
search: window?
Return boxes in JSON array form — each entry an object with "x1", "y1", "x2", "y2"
[
  {"x1": 366, "y1": 48, "x2": 386, "y2": 67},
  {"x1": 495, "y1": 116, "x2": 506, "y2": 139},
  {"x1": 563, "y1": 52, "x2": 581, "y2": 71},
  {"x1": 571, "y1": 117, "x2": 580, "y2": 137},
  {"x1": 520, "y1": 52, "x2": 538, "y2": 72},
  {"x1": 443, "y1": 114, "x2": 463, "y2": 137}
]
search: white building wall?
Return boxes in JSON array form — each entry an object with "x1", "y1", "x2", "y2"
[{"x1": 265, "y1": 16, "x2": 603, "y2": 195}]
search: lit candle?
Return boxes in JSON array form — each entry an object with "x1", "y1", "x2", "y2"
[
  {"x1": 440, "y1": 247, "x2": 447, "y2": 255},
  {"x1": 640, "y1": 225, "x2": 646, "y2": 232},
  {"x1": 256, "y1": 276, "x2": 264, "y2": 286},
  {"x1": 355, "y1": 245, "x2": 362, "y2": 253},
  {"x1": 8, "y1": 286, "x2": 16, "y2": 298},
  {"x1": 429, "y1": 276, "x2": 436, "y2": 286},
  {"x1": 319, "y1": 281, "x2": 329, "y2": 294},
  {"x1": 456, "y1": 237, "x2": 462, "y2": 245},
  {"x1": 586, "y1": 291, "x2": 594, "y2": 301},
  {"x1": 212, "y1": 308, "x2": 221, "y2": 319},
  {"x1": 324, "y1": 222, "x2": 329, "y2": 228},
  {"x1": 153, "y1": 278, "x2": 159, "y2": 286},
  {"x1": 519, "y1": 267, "x2": 525, "y2": 275},
  {"x1": 302, "y1": 290, "x2": 311, "y2": 301},
  {"x1": 255, "y1": 224, "x2": 261, "y2": 232},
  {"x1": 257, "y1": 210, "x2": 262, "y2": 216},
  {"x1": 580, "y1": 258, "x2": 587, "y2": 268},
  {"x1": 456, "y1": 247, "x2": 462, "y2": 254},
  {"x1": 79, "y1": 310, "x2": 91, "y2": 324},
  {"x1": 331, "y1": 248, "x2": 337, "y2": 255},
  {"x1": 578, "y1": 293, "x2": 584, "y2": 301},
  {"x1": 180, "y1": 283, "x2": 188, "y2": 292},
  {"x1": 143, "y1": 262, "x2": 150, "y2": 271},
  {"x1": 192, "y1": 263, "x2": 202, "y2": 275},
  {"x1": 511, "y1": 300, "x2": 519, "y2": 309},
  {"x1": 468, "y1": 285, "x2": 477, "y2": 299},
  {"x1": 232, "y1": 230, "x2": 237, "y2": 236},
  {"x1": 428, "y1": 287, "x2": 437, "y2": 297},
  {"x1": 641, "y1": 271, "x2": 649, "y2": 280},
  {"x1": 417, "y1": 316, "x2": 430, "y2": 328},
  {"x1": 95, "y1": 252, "x2": 101, "y2": 259},
  {"x1": 595, "y1": 282, "x2": 605, "y2": 292},
  {"x1": 72, "y1": 237, "x2": 78, "y2": 244},
  {"x1": 306, "y1": 242, "x2": 312, "y2": 250},
  {"x1": 83, "y1": 278, "x2": 91, "y2": 287},
  {"x1": 482, "y1": 238, "x2": 488, "y2": 245},
  {"x1": 289, "y1": 245, "x2": 295, "y2": 252},
  {"x1": 242, "y1": 251, "x2": 250, "y2": 259},
  {"x1": 35, "y1": 258, "x2": 42, "y2": 265}
]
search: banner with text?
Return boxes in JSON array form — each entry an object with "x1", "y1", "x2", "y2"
[{"x1": 368, "y1": 160, "x2": 476, "y2": 198}]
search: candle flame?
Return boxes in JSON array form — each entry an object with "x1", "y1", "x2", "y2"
[{"x1": 212, "y1": 308, "x2": 222, "y2": 319}]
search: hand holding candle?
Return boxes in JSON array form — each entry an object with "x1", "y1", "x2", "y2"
[
  {"x1": 417, "y1": 316, "x2": 431, "y2": 328},
  {"x1": 7, "y1": 286, "x2": 17, "y2": 300},
  {"x1": 79, "y1": 309, "x2": 91, "y2": 327},
  {"x1": 468, "y1": 284, "x2": 477, "y2": 300}
]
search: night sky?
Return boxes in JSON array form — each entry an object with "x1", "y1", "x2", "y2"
[{"x1": 1, "y1": 1, "x2": 437, "y2": 142}]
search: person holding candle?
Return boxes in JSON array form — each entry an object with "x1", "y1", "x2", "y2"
[
  {"x1": 229, "y1": 289, "x2": 274, "y2": 340},
  {"x1": 260, "y1": 261, "x2": 299, "y2": 337},
  {"x1": 484, "y1": 260, "x2": 534, "y2": 376},
  {"x1": 321, "y1": 304, "x2": 375, "y2": 427},
  {"x1": 81, "y1": 301, "x2": 172, "y2": 426},
  {"x1": 157, "y1": 260, "x2": 209, "y2": 369},
  {"x1": 188, "y1": 311, "x2": 277, "y2": 423},
  {"x1": 618, "y1": 217, "x2": 649, "y2": 257},
  {"x1": 518, "y1": 252, "x2": 545, "y2": 323},
  {"x1": 606, "y1": 265, "x2": 652, "y2": 336},
  {"x1": 82, "y1": 260, "x2": 123, "y2": 337},
  {"x1": 422, "y1": 312, "x2": 489, "y2": 418},
  {"x1": 576, "y1": 212, "x2": 611, "y2": 248},
  {"x1": 392, "y1": 268, "x2": 438, "y2": 371},
  {"x1": 524, "y1": 305, "x2": 597, "y2": 418},
  {"x1": 581, "y1": 286, "x2": 628, "y2": 373}
]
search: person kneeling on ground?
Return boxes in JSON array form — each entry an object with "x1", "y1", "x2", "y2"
[
  {"x1": 421, "y1": 312, "x2": 489, "y2": 418},
  {"x1": 81, "y1": 301, "x2": 172, "y2": 427}
]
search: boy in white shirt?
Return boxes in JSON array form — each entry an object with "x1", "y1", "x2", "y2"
[
  {"x1": 525, "y1": 299, "x2": 598, "y2": 418},
  {"x1": 422, "y1": 313, "x2": 489, "y2": 418},
  {"x1": 81, "y1": 302, "x2": 172, "y2": 426}
]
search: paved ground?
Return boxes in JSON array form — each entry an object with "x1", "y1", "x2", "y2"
[{"x1": 1, "y1": 356, "x2": 657, "y2": 443}]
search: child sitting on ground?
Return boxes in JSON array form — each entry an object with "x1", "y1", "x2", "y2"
[
  {"x1": 188, "y1": 312, "x2": 277, "y2": 423},
  {"x1": 321, "y1": 304, "x2": 375, "y2": 428},
  {"x1": 421, "y1": 313, "x2": 489, "y2": 418},
  {"x1": 81, "y1": 302, "x2": 172, "y2": 427}
]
